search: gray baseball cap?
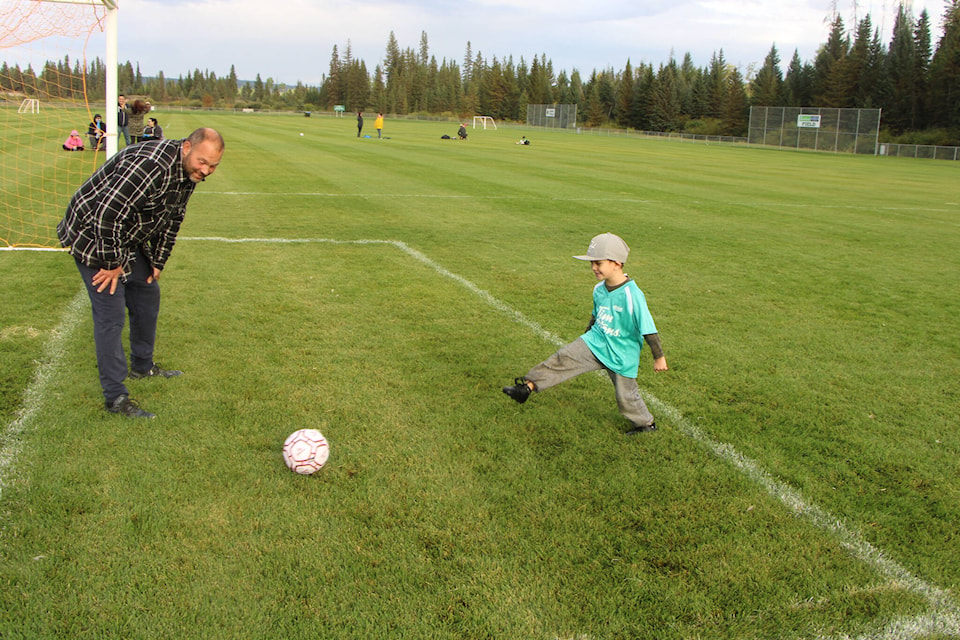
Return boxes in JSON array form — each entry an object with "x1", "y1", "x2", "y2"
[{"x1": 573, "y1": 233, "x2": 630, "y2": 264}]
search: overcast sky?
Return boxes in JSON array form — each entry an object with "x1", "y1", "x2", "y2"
[{"x1": 113, "y1": 0, "x2": 947, "y2": 85}]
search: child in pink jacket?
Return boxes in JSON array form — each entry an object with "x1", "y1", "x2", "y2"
[{"x1": 62, "y1": 130, "x2": 85, "y2": 151}]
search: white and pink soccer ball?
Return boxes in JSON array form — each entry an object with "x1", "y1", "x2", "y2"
[{"x1": 282, "y1": 428, "x2": 329, "y2": 474}]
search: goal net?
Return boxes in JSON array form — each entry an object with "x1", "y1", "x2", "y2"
[
  {"x1": 472, "y1": 115, "x2": 497, "y2": 130},
  {"x1": 1, "y1": 0, "x2": 110, "y2": 249}
]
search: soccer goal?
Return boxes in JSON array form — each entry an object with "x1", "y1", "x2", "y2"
[
  {"x1": 17, "y1": 98, "x2": 40, "y2": 114},
  {"x1": 472, "y1": 115, "x2": 497, "y2": 130},
  {"x1": 1, "y1": 0, "x2": 117, "y2": 249}
]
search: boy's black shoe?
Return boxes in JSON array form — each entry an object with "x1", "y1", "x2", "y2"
[
  {"x1": 106, "y1": 394, "x2": 156, "y2": 419},
  {"x1": 625, "y1": 422, "x2": 657, "y2": 435},
  {"x1": 129, "y1": 363, "x2": 182, "y2": 379},
  {"x1": 502, "y1": 377, "x2": 532, "y2": 404}
]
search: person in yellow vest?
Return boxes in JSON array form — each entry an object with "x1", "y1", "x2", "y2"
[{"x1": 375, "y1": 112, "x2": 384, "y2": 138}]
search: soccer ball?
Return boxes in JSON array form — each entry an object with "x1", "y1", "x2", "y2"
[{"x1": 282, "y1": 428, "x2": 329, "y2": 474}]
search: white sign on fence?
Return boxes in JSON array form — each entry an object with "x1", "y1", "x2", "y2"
[{"x1": 797, "y1": 114, "x2": 822, "y2": 129}]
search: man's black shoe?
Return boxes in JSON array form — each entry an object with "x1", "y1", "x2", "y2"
[
  {"x1": 106, "y1": 394, "x2": 156, "y2": 419},
  {"x1": 502, "y1": 377, "x2": 532, "y2": 404},
  {"x1": 129, "y1": 363, "x2": 182, "y2": 379},
  {"x1": 625, "y1": 422, "x2": 657, "y2": 435}
]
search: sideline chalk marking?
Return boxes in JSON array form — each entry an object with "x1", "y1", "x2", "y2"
[{"x1": 0, "y1": 290, "x2": 87, "y2": 499}]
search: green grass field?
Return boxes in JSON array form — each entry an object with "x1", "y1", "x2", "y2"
[{"x1": 1, "y1": 111, "x2": 959, "y2": 639}]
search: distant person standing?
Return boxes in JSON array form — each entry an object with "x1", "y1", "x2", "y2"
[
  {"x1": 375, "y1": 112, "x2": 384, "y2": 138},
  {"x1": 118, "y1": 94, "x2": 131, "y2": 146},
  {"x1": 129, "y1": 99, "x2": 150, "y2": 144},
  {"x1": 57, "y1": 128, "x2": 226, "y2": 418},
  {"x1": 357, "y1": 111, "x2": 364, "y2": 138}
]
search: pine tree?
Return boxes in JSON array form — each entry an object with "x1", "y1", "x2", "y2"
[
  {"x1": 814, "y1": 14, "x2": 850, "y2": 106},
  {"x1": 783, "y1": 49, "x2": 814, "y2": 106},
  {"x1": 928, "y1": 0, "x2": 960, "y2": 131},
  {"x1": 633, "y1": 64, "x2": 655, "y2": 131},
  {"x1": 688, "y1": 70, "x2": 710, "y2": 118},
  {"x1": 679, "y1": 52, "x2": 699, "y2": 116},
  {"x1": 615, "y1": 60, "x2": 635, "y2": 128},
  {"x1": 253, "y1": 74, "x2": 264, "y2": 103},
  {"x1": 721, "y1": 67, "x2": 749, "y2": 136},
  {"x1": 751, "y1": 44, "x2": 783, "y2": 106},
  {"x1": 707, "y1": 50, "x2": 728, "y2": 117},
  {"x1": 913, "y1": 10, "x2": 933, "y2": 129},
  {"x1": 885, "y1": 5, "x2": 918, "y2": 132},
  {"x1": 849, "y1": 16, "x2": 875, "y2": 107},
  {"x1": 325, "y1": 45, "x2": 342, "y2": 108},
  {"x1": 650, "y1": 60, "x2": 682, "y2": 131},
  {"x1": 584, "y1": 76, "x2": 605, "y2": 126},
  {"x1": 463, "y1": 42, "x2": 473, "y2": 84}
]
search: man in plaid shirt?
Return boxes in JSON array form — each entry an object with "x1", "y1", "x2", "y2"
[{"x1": 58, "y1": 127, "x2": 225, "y2": 418}]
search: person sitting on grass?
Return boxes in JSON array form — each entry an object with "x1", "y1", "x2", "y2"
[
  {"x1": 516, "y1": 136, "x2": 530, "y2": 145},
  {"x1": 501, "y1": 232, "x2": 669, "y2": 435},
  {"x1": 87, "y1": 114, "x2": 106, "y2": 151},
  {"x1": 62, "y1": 129, "x2": 85, "y2": 151},
  {"x1": 143, "y1": 117, "x2": 163, "y2": 140},
  {"x1": 458, "y1": 123, "x2": 468, "y2": 140}
]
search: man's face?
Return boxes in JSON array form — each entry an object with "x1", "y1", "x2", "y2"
[
  {"x1": 118, "y1": 95, "x2": 126, "y2": 106},
  {"x1": 181, "y1": 138, "x2": 224, "y2": 183}
]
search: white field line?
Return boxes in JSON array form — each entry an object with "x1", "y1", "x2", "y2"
[
  {"x1": 0, "y1": 289, "x2": 87, "y2": 500},
  {"x1": 5, "y1": 237, "x2": 958, "y2": 639}
]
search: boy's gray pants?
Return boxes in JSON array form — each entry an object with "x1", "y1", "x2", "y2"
[{"x1": 525, "y1": 337, "x2": 655, "y2": 429}]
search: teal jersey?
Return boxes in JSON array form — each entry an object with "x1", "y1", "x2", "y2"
[{"x1": 581, "y1": 279, "x2": 657, "y2": 378}]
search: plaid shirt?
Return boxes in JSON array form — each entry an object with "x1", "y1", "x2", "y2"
[{"x1": 57, "y1": 138, "x2": 196, "y2": 274}]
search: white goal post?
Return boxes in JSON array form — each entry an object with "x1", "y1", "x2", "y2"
[
  {"x1": 472, "y1": 115, "x2": 497, "y2": 130},
  {"x1": 33, "y1": 0, "x2": 118, "y2": 154},
  {"x1": 17, "y1": 98, "x2": 40, "y2": 114}
]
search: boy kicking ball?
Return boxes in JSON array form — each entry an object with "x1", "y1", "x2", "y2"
[{"x1": 502, "y1": 233, "x2": 669, "y2": 435}]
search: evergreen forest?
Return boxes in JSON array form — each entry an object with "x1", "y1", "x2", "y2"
[{"x1": 2, "y1": 3, "x2": 959, "y2": 144}]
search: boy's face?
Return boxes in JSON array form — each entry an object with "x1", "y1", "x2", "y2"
[{"x1": 589, "y1": 259, "x2": 625, "y2": 284}]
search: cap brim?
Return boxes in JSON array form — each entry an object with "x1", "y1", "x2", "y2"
[{"x1": 573, "y1": 255, "x2": 598, "y2": 261}]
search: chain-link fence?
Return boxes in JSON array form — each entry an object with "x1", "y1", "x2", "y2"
[
  {"x1": 877, "y1": 143, "x2": 960, "y2": 161},
  {"x1": 526, "y1": 104, "x2": 578, "y2": 129},
  {"x1": 748, "y1": 107, "x2": 881, "y2": 155}
]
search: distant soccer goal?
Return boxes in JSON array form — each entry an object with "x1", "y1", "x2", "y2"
[
  {"x1": 472, "y1": 115, "x2": 497, "y2": 130},
  {"x1": 17, "y1": 98, "x2": 40, "y2": 114}
]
